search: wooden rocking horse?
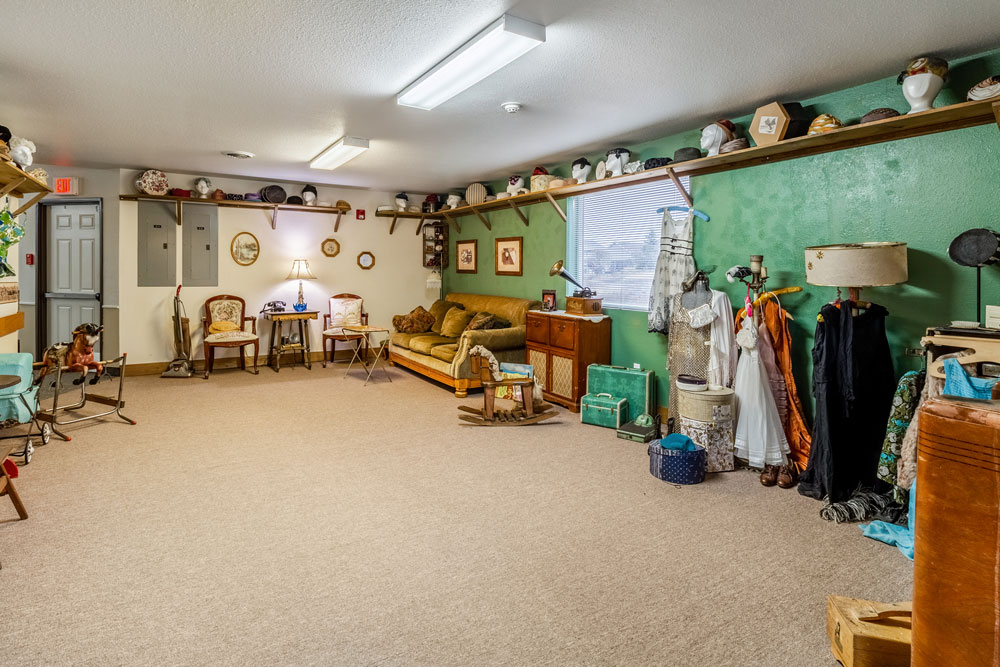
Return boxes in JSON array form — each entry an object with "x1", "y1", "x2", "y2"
[{"x1": 458, "y1": 346, "x2": 557, "y2": 426}]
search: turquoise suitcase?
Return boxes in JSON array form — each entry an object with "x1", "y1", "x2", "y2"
[
  {"x1": 581, "y1": 393, "x2": 628, "y2": 429},
  {"x1": 586, "y1": 365, "x2": 656, "y2": 422}
]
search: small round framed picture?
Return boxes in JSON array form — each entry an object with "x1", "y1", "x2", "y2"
[
  {"x1": 321, "y1": 238, "x2": 340, "y2": 257},
  {"x1": 230, "y1": 232, "x2": 260, "y2": 266}
]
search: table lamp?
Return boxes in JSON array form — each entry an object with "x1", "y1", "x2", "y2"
[
  {"x1": 805, "y1": 242, "x2": 907, "y2": 304},
  {"x1": 287, "y1": 258, "x2": 317, "y2": 312}
]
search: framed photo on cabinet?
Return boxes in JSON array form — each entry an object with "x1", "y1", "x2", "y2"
[
  {"x1": 495, "y1": 237, "x2": 523, "y2": 276},
  {"x1": 456, "y1": 239, "x2": 477, "y2": 274},
  {"x1": 541, "y1": 289, "x2": 557, "y2": 311}
]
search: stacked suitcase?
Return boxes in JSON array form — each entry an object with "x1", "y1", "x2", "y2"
[{"x1": 580, "y1": 364, "x2": 656, "y2": 429}]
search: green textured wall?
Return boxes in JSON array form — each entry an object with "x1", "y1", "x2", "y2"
[{"x1": 445, "y1": 48, "x2": 1000, "y2": 413}]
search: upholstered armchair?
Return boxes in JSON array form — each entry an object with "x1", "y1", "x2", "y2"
[
  {"x1": 202, "y1": 295, "x2": 259, "y2": 379},
  {"x1": 322, "y1": 293, "x2": 368, "y2": 367}
]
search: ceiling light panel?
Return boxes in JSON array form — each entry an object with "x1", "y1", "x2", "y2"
[
  {"x1": 397, "y1": 14, "x2": 545, "y2": 110},
  {"x1": 310, "y1": 136, "x2": 370, "y2": 170}
]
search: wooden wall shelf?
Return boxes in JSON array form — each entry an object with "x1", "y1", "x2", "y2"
[
  {"x1": 0, "y1": 160, "x2": 53, "y2": 216},
  {"x1": 433, "y1": 98, "x2": 1000, "y2": 222},
  {"x1": 118, "y1": 193, "x2": 351, "y2": 230}
]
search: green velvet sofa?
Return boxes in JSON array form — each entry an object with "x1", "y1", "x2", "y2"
[{"x1": 388, "y1": 292, "x2": 541, "y2": 397}]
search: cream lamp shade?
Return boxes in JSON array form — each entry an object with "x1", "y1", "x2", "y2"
[
  {"x1": 287, "y1": 258, "x2": 317, "y2": 280},
  {"x1": 804, "y1": 242, "x2": 907, "y2": 287}
]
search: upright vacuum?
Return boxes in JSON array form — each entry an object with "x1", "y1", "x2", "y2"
[{"x1": 162, "y1": 285, "x2": 194, "y2": 378}]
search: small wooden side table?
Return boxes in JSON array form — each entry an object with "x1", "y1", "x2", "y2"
[
  {"x1": 262, "y1": 310, "x2": 319, "y2": 372},
  {"x1": 343, "y1": 325, "x2": 392, "y2": 385}
]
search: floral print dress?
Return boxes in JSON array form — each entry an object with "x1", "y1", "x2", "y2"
[{"x1": 876, "y1": 370, "x2": 924, "y2": 501}]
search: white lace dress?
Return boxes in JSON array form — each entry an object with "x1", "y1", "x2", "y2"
[
  {"x1": 733, "y1": 312, "x2": 790, "y2": 468},
  {"x1": 648, "y1": 211, "x2": 695, "y2": 334}
]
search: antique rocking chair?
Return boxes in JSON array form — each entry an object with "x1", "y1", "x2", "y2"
[{"x1": 457, "y1": 346, "x2": 557, "y2": 426}]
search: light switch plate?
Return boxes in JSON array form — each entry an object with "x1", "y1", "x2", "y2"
[{"x1": 987, "y1": 305, "x2": 1000, "y2": 329}]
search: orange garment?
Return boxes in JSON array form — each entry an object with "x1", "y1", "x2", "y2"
[{"x1": 736, "y1": 300, "x2": 811, "y2": 469}]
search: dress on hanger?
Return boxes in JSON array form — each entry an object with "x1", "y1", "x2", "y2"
[
  {"x1": 798, "y1": 301, "x2": 895, "y2": 503},
  {"x1": 707, "y1": 290, "x2": 737, "y2": 389},
  {"x1": 733, "y1": 312, "x2": 790, "y2": 467},
  {"x1": 649, "y1": 210, "x2": 695, "y2": 334}
]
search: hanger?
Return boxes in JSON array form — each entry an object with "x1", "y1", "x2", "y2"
[
  {"x1": 922, "y1": 330, "x2": 1000, "y2": 380},
  {"x1": 735, "y1": 286, "x2": 802, "y2": 322},
  {"x1": 656, "y1": 204, "x2": 710, "y2": 221}
]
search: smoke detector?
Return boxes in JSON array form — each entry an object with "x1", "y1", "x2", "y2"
[
  {"x1": 501, "y1": 102, "x2": 521, "y2": 114},
  {"x1": 222, "y1": 150, "x2": 255, "y2": 159}
]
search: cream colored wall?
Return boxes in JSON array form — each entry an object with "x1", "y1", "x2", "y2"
[{"x1": 118, "y1": 170, "x2": 437, "y2": 365}]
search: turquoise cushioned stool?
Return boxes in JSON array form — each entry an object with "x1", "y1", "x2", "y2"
[{"x1": 0, "y1": 353, "x2": 43, "y2": 464}]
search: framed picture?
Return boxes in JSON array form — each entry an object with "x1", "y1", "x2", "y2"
[
  {"x1": 495, "y1": 236, "x2": 523, "y2": 276},
  {"x1": 230, "y1": 232, "x2": 259, "y2": 266},
  {"x1": 456, "y1": 239, "x2": 477, "y2": 274},
  {"x1": 541, "y1": 289, "x2": 557, "y2": 311}
]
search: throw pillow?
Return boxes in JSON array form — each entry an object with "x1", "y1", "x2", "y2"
[
  {"x1": 208, "y1": 320, "x2": 240, "y2": 335},
  {"x1": 429, "y1": 300, "x2": 464, "y2": 334},
  {"x1": 330, "y1": 298, "x2": 363, "y2": 326},
  {"x1": 488, "y1": 315, "x2": 512, "y2": 329},
  {"x1": 465, "y1": 311, "x2": 497, "y2": 331},
  {"x1": 392, "y1": 306, "x2": 435, "y2": 334},
  {"x1": 441, "y1": 308, "x2": 477, "y2": 338}
]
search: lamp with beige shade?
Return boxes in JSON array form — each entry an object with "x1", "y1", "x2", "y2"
[
  {"x1": 287, "y1": 258, "x2": 317, "y2": 312},
  {"x1": 805, "y1": 242, "x2": 908, "y2": 310}
]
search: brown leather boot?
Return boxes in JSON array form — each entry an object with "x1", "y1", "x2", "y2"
[
  {"x1": 759, "y1": 465, "x2": 779, "y2": 486},
  {"x1": 777, "y1": 464, "x2": 799, "y2": 489}
]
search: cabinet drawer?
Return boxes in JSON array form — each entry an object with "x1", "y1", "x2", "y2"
[
  {"x1": 549, "y1": 318, "x2": 577, "y2": 350},
  {"x1": 526, "y1": 314, "x2": 548, "y2": 345}
]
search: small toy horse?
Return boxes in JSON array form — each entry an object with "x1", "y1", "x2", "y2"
[
  {"x1": 36, "y1": 323, "x2": 104, "y2": 386},
  {"x1": 457, "y1": 346, "x2": 555, "y2": 426}
]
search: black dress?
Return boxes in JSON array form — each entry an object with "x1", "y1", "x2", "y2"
[{"x1": 798, "y1": 302, "x2": 895, "y2": 503}]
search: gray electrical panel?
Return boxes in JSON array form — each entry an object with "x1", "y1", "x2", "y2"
[
  {"x1": 182, "y1": 204, "x2": 218, "y2": 286},
  {"x1": 137, "y1": 201, "x2": 176, "y2": 287}
]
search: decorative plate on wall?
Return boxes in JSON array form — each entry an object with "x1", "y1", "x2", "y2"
[
  {"x1": 136, "y1": 169, "x2": 169, "y2": 195},
  {"x1": 322, "y1": 238, "x2": 340, "y2": 257},
  {"x1": 230, "y1": 232, "x2": 260, "y2": 266},
  {"x1": 357, "y1": 251, "x2": 375, "y2": 270}
]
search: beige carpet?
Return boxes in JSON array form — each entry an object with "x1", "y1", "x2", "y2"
[{"x1": 1, "y1": 363, "x2": 912, "y2": 666}]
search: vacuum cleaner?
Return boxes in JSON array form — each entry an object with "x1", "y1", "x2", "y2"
[{"x1": 162, "y1": 285, "x2": 194, "y2": 378}]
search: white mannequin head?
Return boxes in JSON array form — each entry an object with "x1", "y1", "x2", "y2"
[
  {"x1": 700, "y1": 125, "x2": 727, "y2": 156},
  {"x1": 194, "y1": 177, "x2": 211, "y2": 197},
  {"x1": 571, "y1": 158, "x2": 591, "y2": 183},
  {"x1": 605, "y1": 148, "x2": 630, "y2": 177},
  {"x1": 506, "y1": 175, "x2": 525, "y2": 195},
  {"x1": 446, "y1": 193, "x2": 461, "y2": 209},
  {"x1": 902, "y1": 72, "x2": 945, "y2": 113},
  {"x1": 302, "y1": 185, "x2": 317, "y2": 205},
  {"x1": 395, "y1": 192, "x2": 408, "y2": 211}
]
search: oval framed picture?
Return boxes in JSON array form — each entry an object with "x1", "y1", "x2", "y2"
[
  {"x1": 230, "y1": 232, "x2": 260, "y2": 266},
  {"x1": 357, "y1": 251, "x2": 375, "y2": 270},
  {"x1": 321, "y1": 238, "x2": 340, "y2": 257}
]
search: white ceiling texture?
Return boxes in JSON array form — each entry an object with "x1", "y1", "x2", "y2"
[{"x1": 4, "y1": 0, "x2": 1000, "y2": 193}]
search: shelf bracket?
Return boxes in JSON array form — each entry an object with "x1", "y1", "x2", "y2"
[
  {"x1": 666, "y1": 168, "x2": 693, "y2": 207},
  {"x1": 507, "y1": 200, "x2": 529, "y2": 226},
  {"x1": 334, "y1": 210, "x2": 343, "y2": 233},
  {"x1": 389, "y1": 213, "x2": 399, "y2": 235},
  {"x1": 441, "y1": 211, "x2": 461, "y2": 233},
  {"x1": 270, "y1": 206, "x2": 278, "y2": 229},
  {"x1": 415, "y1": 215, "x2": 426, "y2": 236},
  {"x1": 469, "y1": 205, "x2": 491, "y2": 231},
  {"x1": 544, "y1": 192, "x2": 567, "y2": 222},
  {"x1": 0, "y1": 177, "x2": 27, "y2": 201},
  {"x1": 11, "y1": 191, "x2": 47, "y2": 217}
]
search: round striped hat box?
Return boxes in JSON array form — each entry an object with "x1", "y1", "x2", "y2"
[{"x1": 465, "y1": 183, "x2": 487, "y2": 205}]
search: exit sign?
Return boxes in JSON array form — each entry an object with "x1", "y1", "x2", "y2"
[{"x1": 54, "y1": 177, "x2": 80, "y2": 195}]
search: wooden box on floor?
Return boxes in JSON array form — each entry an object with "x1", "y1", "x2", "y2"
[
  {"x1": 825, "y1": 596, "x2": 911, "y2": 667},
  {"x1": 525, "y1": 310, "x2": 610, "y2": 412}
]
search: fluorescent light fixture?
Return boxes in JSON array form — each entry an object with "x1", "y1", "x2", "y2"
[
  {"x1": 397, "y1": 14, "x2": 545, "y2": 110},
  {"x1": 310, "y1": 136, "x2": 370, "y2": 170}
]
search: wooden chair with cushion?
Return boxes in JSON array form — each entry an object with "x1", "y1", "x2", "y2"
[
  {"x1": 202, "y1": 294, "x2": 259, "y2": 379},
  {"x1": 323, "y1": 293, "x2": 368, "y2": 367}
]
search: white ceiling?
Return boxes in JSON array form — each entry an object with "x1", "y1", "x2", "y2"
[{"x1": 5, "y1": 0, "x2": 1000, "y2": 193}]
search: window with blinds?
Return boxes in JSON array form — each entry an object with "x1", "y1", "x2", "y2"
[{"x1": 566, "y1": 176, "x2": 691, "y2": 311}]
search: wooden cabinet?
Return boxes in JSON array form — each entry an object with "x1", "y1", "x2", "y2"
[
  {"x1": 913, "y1": 397, "x2": 1000, "y2": 667},
  {"x1": 525, "y1": 311, "x2": 611, "y2": 412}
]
